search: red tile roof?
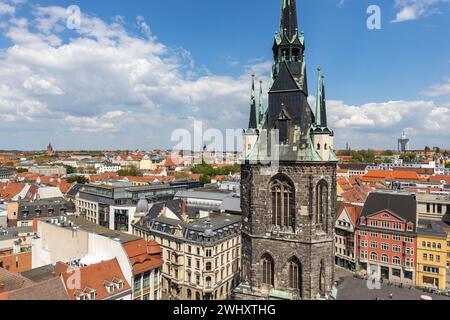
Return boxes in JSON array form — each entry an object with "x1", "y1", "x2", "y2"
[
  {"x1": 164, "y1": 157, "x2": 179, "y2": 167},
  {"x1": 337, "y1": 203, "x2": 363, "y2": 226},
  {"x1": 89, "y1": 172, "x2": 119, "y2": 182},
  {"x1": 429, "y1": 175, "x2": 450, "y2": 184},
  {"x1": 123, "y1": 240, "x2": 163, "y2": 276},
  {"x1": 361, "y1": 170, "x2": 421, "y2": 182},
  {"x1": 0, "y1": 183, "x2": 25, "y2": 201},
  {"x1": 55, "y1": 258, "x2": 131, "y2": 300}
]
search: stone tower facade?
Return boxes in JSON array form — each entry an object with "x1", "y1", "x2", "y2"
[{"x1": 234, "y1": 0, "x2": 337, "y2": 300}]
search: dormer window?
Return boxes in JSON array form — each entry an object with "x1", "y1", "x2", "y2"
[
  {"x1": 75, "y1": 291, "x2": 86, "y2": 300},
  {"x1": 104, "y1": 281, "x2": 114, "y2": 293},
  {"x1": 360, "y1": 217, "x2": 366, "y2": 226},
  {"x1": 85, "y1": 288, "x2": 96, "y2": 300},
  {"x1": 112, "y1": 278, "x2": 124, "y2": 290}
]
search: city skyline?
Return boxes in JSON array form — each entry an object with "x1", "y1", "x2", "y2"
[{"x1": 0, "y1": 0, "x2": 450, "y2": 150}]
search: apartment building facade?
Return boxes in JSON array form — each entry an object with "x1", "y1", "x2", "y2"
[
  {"x1": 132, "y1": 199, "x2": 241, "y2": 300},
  {"x1": 416, "y1": 220, "x2": 448, "y2": 291},
  {"x1": 356, "y1": 192, "x2": 418, "y2": 286},
  {"x1": 335, "y1": 203, "x2": 362, "y2": 271}
]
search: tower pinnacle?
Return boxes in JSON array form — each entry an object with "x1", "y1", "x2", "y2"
[
  {"x1": 248, "y1": 75, "x2": 257, "y2": 129},
  {"x1": 315, "y1": 67, "x2": 322, "y2": 127},
  {"x1": 280, "y1": 0, "x2": 299, "y2": 40},
  {"x1": 258, "y1": 80, "x2": 265, "y2": 127}
]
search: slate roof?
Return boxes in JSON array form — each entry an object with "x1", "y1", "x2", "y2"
[
  {"x1": 66, "y1": 183, "x2": 84, "y2": 198},
  {"x1": 17, "y1": 197, "x2": 75, "y2": 221},
  {"x1": 21, "y1": 264, "x2": 57, "y2": 283},
  {"x1": 360, "y1": 192, "x2": 417, "y2": 224},
  {"x1": 417, "y1": 220, "x2": 448, "y2": 238}
]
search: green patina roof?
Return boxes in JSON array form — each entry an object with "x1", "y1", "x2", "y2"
[
  {"x1": 269, "y1": 289, "x2": 294, "y2": 300},
  {"x1": 244, "y1": 128, "x2": 337, "y2": 163}
]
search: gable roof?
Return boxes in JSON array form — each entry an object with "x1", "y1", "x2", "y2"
[
  {"x1": 360, "y1": 192, "x2": 417, "y2": 224},
  {"x1": 0, "y1": 183, "x2": 26, "y2": 201},
  {"x1": 337, "y1": 203, "x2": 363, "y2": 226},
  {"x1": 4, "y1": 277, "x2": 69, "y2": 301},
  {"x1": 56, "y1": 258, "x2": 130, "y2": 300}
]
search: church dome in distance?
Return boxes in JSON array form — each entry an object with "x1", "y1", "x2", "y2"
[{"x1": 136, "y1": 197, "x2": 149, "y2": 214}]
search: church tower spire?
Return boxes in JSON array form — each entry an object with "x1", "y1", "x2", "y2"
[
  {"x1": 248, "y1": 74, "x2": 257, "y2": 130},
  {"x1": 258, "y1": 80, "x2": 265, "y2": 127},
  {"x1": 280, "y1": 0, "x2": 299, "y2": 40},
  {"x1": 314, "y1": 67, "x2": 328, "y2": 128},
  {"x1": 236, "y1": 0, "x2": 337, "y2": 302},
  {"x1": 320, "y1": 75, "x2": 328, "y2": 128},
  {"x1": 315, "y1": 67, "x2": 322, "y2": 127}
]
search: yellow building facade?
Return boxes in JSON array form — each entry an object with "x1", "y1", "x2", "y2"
[{"x1": 416, "y1": 222, "x2": 448, "y2": 291}]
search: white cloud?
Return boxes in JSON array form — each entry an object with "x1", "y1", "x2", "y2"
[
  {"x1": 0, "y1": 5, "x2": 262, "y2": 149},
  {"x1": 0, "y1": 3, "x2": 448, "y2": 150},
  {"x1": 326, "y1": 99, "x2": 450, "y2": 149},
  {"x1": 0, "y1": 1, "x2": 15, "y2": 16},
  {"x1": 424, "y1": 77, "x2": 450, "y2": 97},
  {"x1": 391, "y1": 0, "x2": 450, "y2": 23}
]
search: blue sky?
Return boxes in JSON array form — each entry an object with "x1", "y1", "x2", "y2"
[{"x1": 0, "y1": 0, "x2": 450, "y2": 150}]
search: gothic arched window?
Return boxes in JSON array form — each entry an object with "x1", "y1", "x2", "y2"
[
  {"x1": 271, "y1": 175, "x2": 295, "y2": 228},
  {"x1": 288, "y1": 257, "x2": 302, "y2": 297},
  {"x1": 261, "y1": 253, "x2": 274, "y2": 286},
  {"x1": 316, "y1": 180, "x2": 329, "y2": 230}
]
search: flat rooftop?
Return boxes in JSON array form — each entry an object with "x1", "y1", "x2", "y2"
[{"x1": 65, "y1": 216, "x2": 140, "y2": 244}]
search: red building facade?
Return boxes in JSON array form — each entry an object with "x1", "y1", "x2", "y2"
[{"x1": 356, "y1": 192, "x2": 417, "y2": 285}]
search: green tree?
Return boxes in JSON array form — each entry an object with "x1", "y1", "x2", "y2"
[
  {"x1": 400, "y1": 153, "x2": 418, "y2": 163},
  {"x1": 66, "y1": 176, "x2": 89, "y2": 184},
  {"x1": 17, "y1": 168, "x2": 28, "y2": 173},
  {"x1": 118, "y1": 166, "x2": 143, "y2": 177},
  {"x1": 192, "y1": 162, "x2": 240, "y2": 177},
  {"x1": 446, "y1": 163, "x2": 450, "y2": 169},
  {"x1": 199, "y1": 175, "x2": 211, "y2": 186},
  {"x1": 63, "y1": 165, "x2": 76, "y2": 174}
]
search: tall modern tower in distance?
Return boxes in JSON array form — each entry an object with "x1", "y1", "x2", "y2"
[
  {"x1": 234, "y1": 0, "x2": 338, "y2": 300},
  {"x1": 398, "y1": 132, "x2": 410, "y2": 153}
]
